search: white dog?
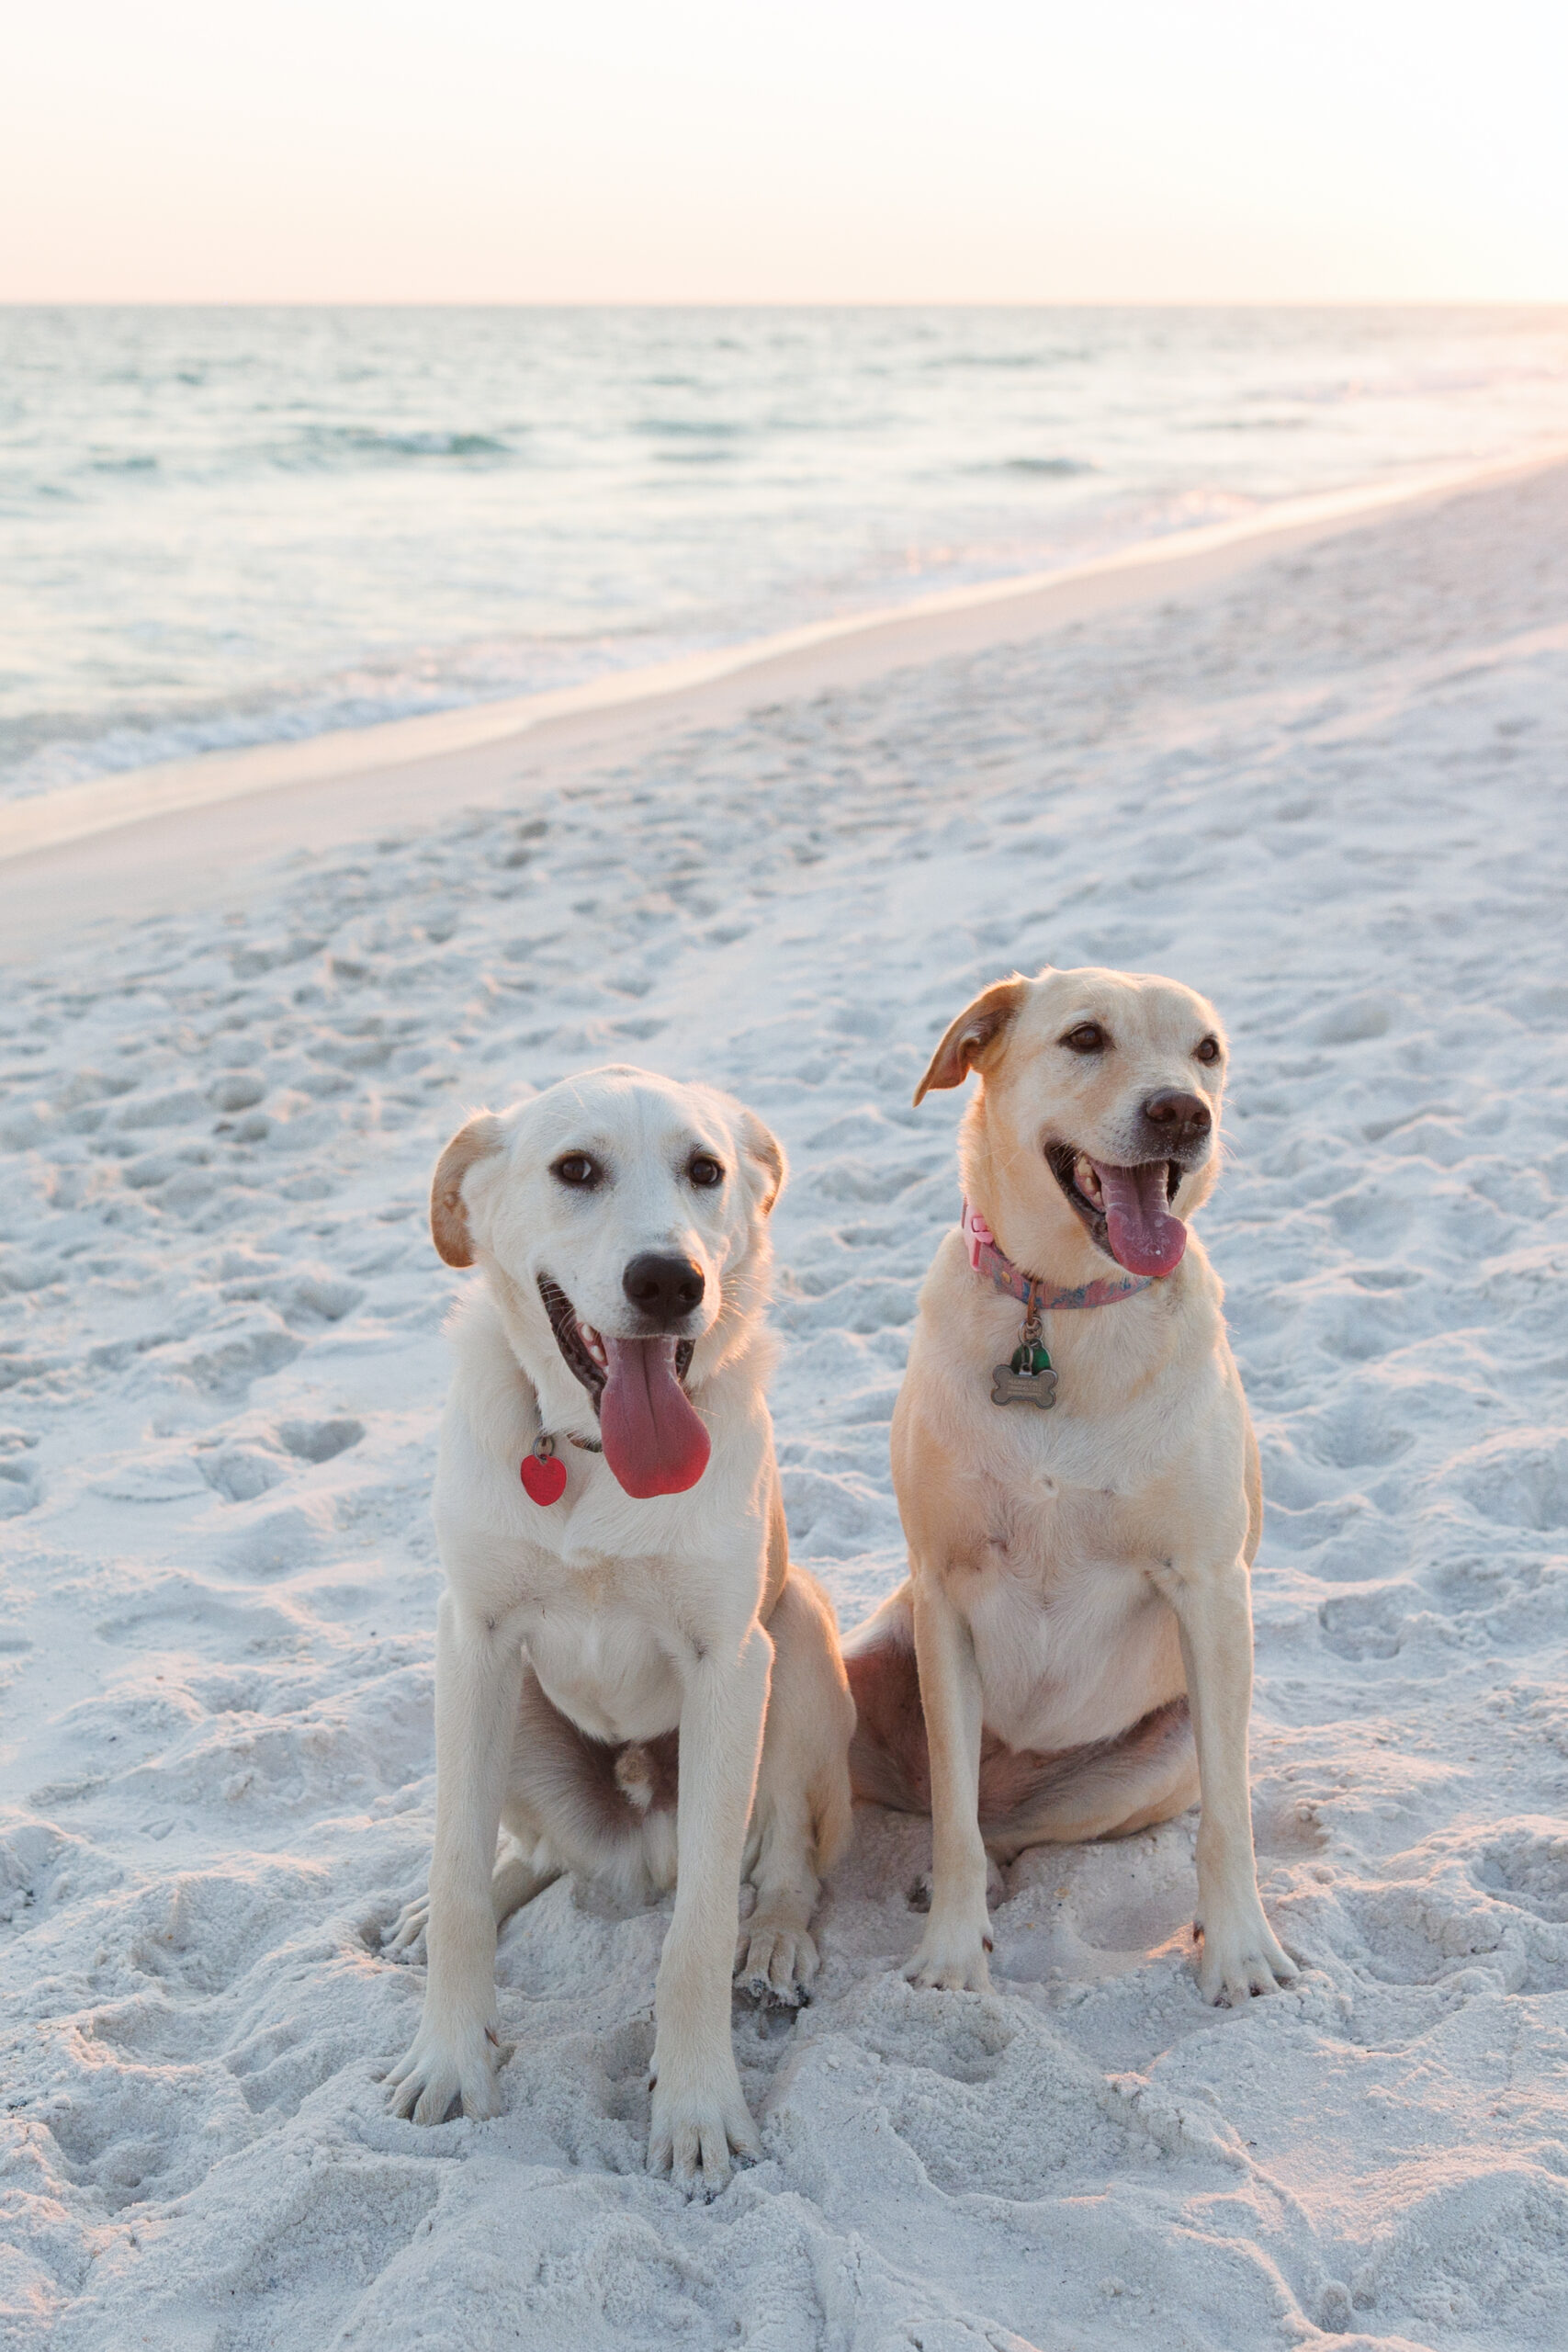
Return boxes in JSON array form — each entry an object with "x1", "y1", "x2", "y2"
[
  {"x1": 386, "y1": 1067, "x2": 852, "y2": 2193},
  {"x1": 845, "y1": 967, "x2": 1297, "y2": 2007}
]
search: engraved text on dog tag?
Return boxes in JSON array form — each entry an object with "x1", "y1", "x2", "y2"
[{"x1": 991, "y1": 1340, "x2": 1058, "y2": 1410}]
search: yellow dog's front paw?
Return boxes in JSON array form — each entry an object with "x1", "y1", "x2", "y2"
[
  {"x1": 647, "y1": 2056, "x2": 761, "y2": 2198},
  {"x1": 903, "y1": 1912, "x2": 993, "y2": 1994},
  {"x1": 386, "y1": 2015, "x2": 509, "y2": 2123},
  {"x1": 1193, "y1": 1900, "x2": 1298, "y2": 2007}
]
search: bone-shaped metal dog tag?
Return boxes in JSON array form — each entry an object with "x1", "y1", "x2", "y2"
[{"x1": 991, "y1": 1363, "x2": 1058, "y2": 1409}]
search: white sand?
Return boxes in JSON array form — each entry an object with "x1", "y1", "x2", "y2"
[{"x1": 3, "y1": 458, "x2": 1567, "y2": 2351}]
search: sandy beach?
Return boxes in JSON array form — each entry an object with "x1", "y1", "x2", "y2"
[{"x1": 3, "y1": 452, "x2": 1567, "y2": 2350}]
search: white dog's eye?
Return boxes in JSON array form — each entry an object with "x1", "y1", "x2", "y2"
[
  {"x1": 688, "y1": 1154, "x2": 725, "y2": 1189},
  {"x1": 552, "y1": 1152, "x2": 602, "y2": 1189},
  {"x1": 1060, "y1": 1023, "x2": 1108, "y2": 1055},
  {"x1": 1195, "y1": 1036, "x2": 1223, "y2": 1066}
]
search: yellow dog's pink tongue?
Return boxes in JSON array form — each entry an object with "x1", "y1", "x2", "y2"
[
  {"x1": 600, "y1": 1336, "x2": 711, "y2": 1498},
  {"x1": 1092, "y1": 1159, "x2": 1187, "y2": 1278}
]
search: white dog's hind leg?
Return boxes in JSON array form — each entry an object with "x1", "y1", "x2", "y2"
[
  {"x1": 489, "y1": 1839, "x2": 562, "y2": 1926},
  {"x1": 387, "y1": 1595, "x2": 523, "y2": 2123},
  {"x1": 735, "y1": 1574, "x2": 853, "y2": 2006},
  {"x1": 385, "y1": 1835, "x2": 561, "y2": 1963}
]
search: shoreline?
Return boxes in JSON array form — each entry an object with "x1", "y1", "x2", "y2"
[
  {"x1": 2, "y1": 437, "x2": 1564, "y2": 965},
  {"x1": 5, "y1": 439, "x2": 1565, "y2": 867}
]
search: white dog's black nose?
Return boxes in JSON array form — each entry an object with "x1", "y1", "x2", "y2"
[
  {"x1": 623, "y1": 1252, "x2": 705, "y2": 1327},
  {"x1": 1140, "y1": 1091, "x2": 1212, "y2": 1152}
]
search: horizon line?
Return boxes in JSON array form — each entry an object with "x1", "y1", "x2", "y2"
[{"x1": 5, "y1": 296, "x2": 1568, "y2": 314}]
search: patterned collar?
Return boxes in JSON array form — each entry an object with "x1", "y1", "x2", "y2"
[{"x1": 960, "y1": 1199, "x2": 1155, "y2": 1312}]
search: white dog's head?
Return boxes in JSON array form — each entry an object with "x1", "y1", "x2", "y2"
[
  {"x1": 916, "y1": 966, "x2": 1226, "y2": 1282},
  {"x1": 430, "y1": 1066, "x2": 785, "y2": 1498}
]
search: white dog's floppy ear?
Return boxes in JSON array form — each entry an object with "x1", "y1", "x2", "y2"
[
  {"x1": 738, "y1": 1109, "x2": 787, "y2": 1216},
  {"x1": 430, "y1": 1113, "x2": 504, "y2": 1267},
  {"x1": 914, "y1": 975, "x2": 1031, "y2": 1105}
]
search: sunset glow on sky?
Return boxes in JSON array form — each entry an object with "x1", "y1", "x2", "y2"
[{"x1": 3, "y1": 0, "x2": 1566, "y2": 304}]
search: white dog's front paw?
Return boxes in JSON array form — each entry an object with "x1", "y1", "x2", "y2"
[
  {"x1": 903, "y1": 1910, "x2": 993, "y2": 1994},
  {"x1": 386, "y1": 2015, "x2": 510, "y2": 2123},
  {"x1": 383, "y1": 1893, "x2": 431, "y2": 1962},
  {"x1": 735, "y1": 1919, "x2": 818, "y2": 2007},
  {"x1": 647, "y1": 2056, "x2": 761, "y2": 2197},
  {"x1": 1193, "y1": 1897, "x2": 1298, "y2": 2007}
]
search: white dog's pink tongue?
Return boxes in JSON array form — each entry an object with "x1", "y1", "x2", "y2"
[
  {"x1": 600, "y1": 1337, "x2": 711, "y2": 1498},
  {"x1": 1092, "y1": 1159, "x2": 1188, "y2": 1278}
]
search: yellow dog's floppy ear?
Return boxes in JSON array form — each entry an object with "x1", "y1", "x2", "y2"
[
  {"x1": 430, "y1": 1113, "x2": 504, "y2": 1267},
  {"x1": 914, "y1": 975, "x2": 1031, "y2": 1105},
  {"x1": 738, "y1": 1109, "x2": 787, "y2": 1216}
]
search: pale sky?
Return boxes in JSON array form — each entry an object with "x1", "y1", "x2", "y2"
[{"x1": 3, "y1": 1, "x2": 1565, "y2": 304}]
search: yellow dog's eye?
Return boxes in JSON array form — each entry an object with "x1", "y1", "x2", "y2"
[
  {"x1": 1060, "y1": 1023, "x2": 1107, "y2": 1055},
  {"x1": 688, "y1": 1155, "x2": 725, "y2": 1189},
  {"x1": 1195, "y1": 1036, "x2": 1222, "y2": 1065}
]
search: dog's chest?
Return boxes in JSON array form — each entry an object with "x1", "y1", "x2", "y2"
[
  {"x1": 959, "y1": 1484, "x2": 1184, "y2": 1750},
  {"x1": 526, "y1": 1597, "x2": 685, "y2": 1745}
]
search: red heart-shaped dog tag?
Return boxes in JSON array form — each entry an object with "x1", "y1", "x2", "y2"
[{"x1": 520, "y1": 1451, "x2": 567, "y2": 1506}]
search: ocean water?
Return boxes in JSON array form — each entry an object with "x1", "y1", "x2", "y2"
[{"x1": 2, "y1": 304, "x2": 1565, "y2": 804}]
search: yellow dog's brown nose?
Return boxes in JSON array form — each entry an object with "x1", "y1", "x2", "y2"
[{"x1": 1140, "y1": 1091, "x2": 1212, "y2": 1151}]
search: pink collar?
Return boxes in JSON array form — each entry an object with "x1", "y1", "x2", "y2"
[{"x1": 961, "y1": 1200, "x2": 1155, "y2": 1312}]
